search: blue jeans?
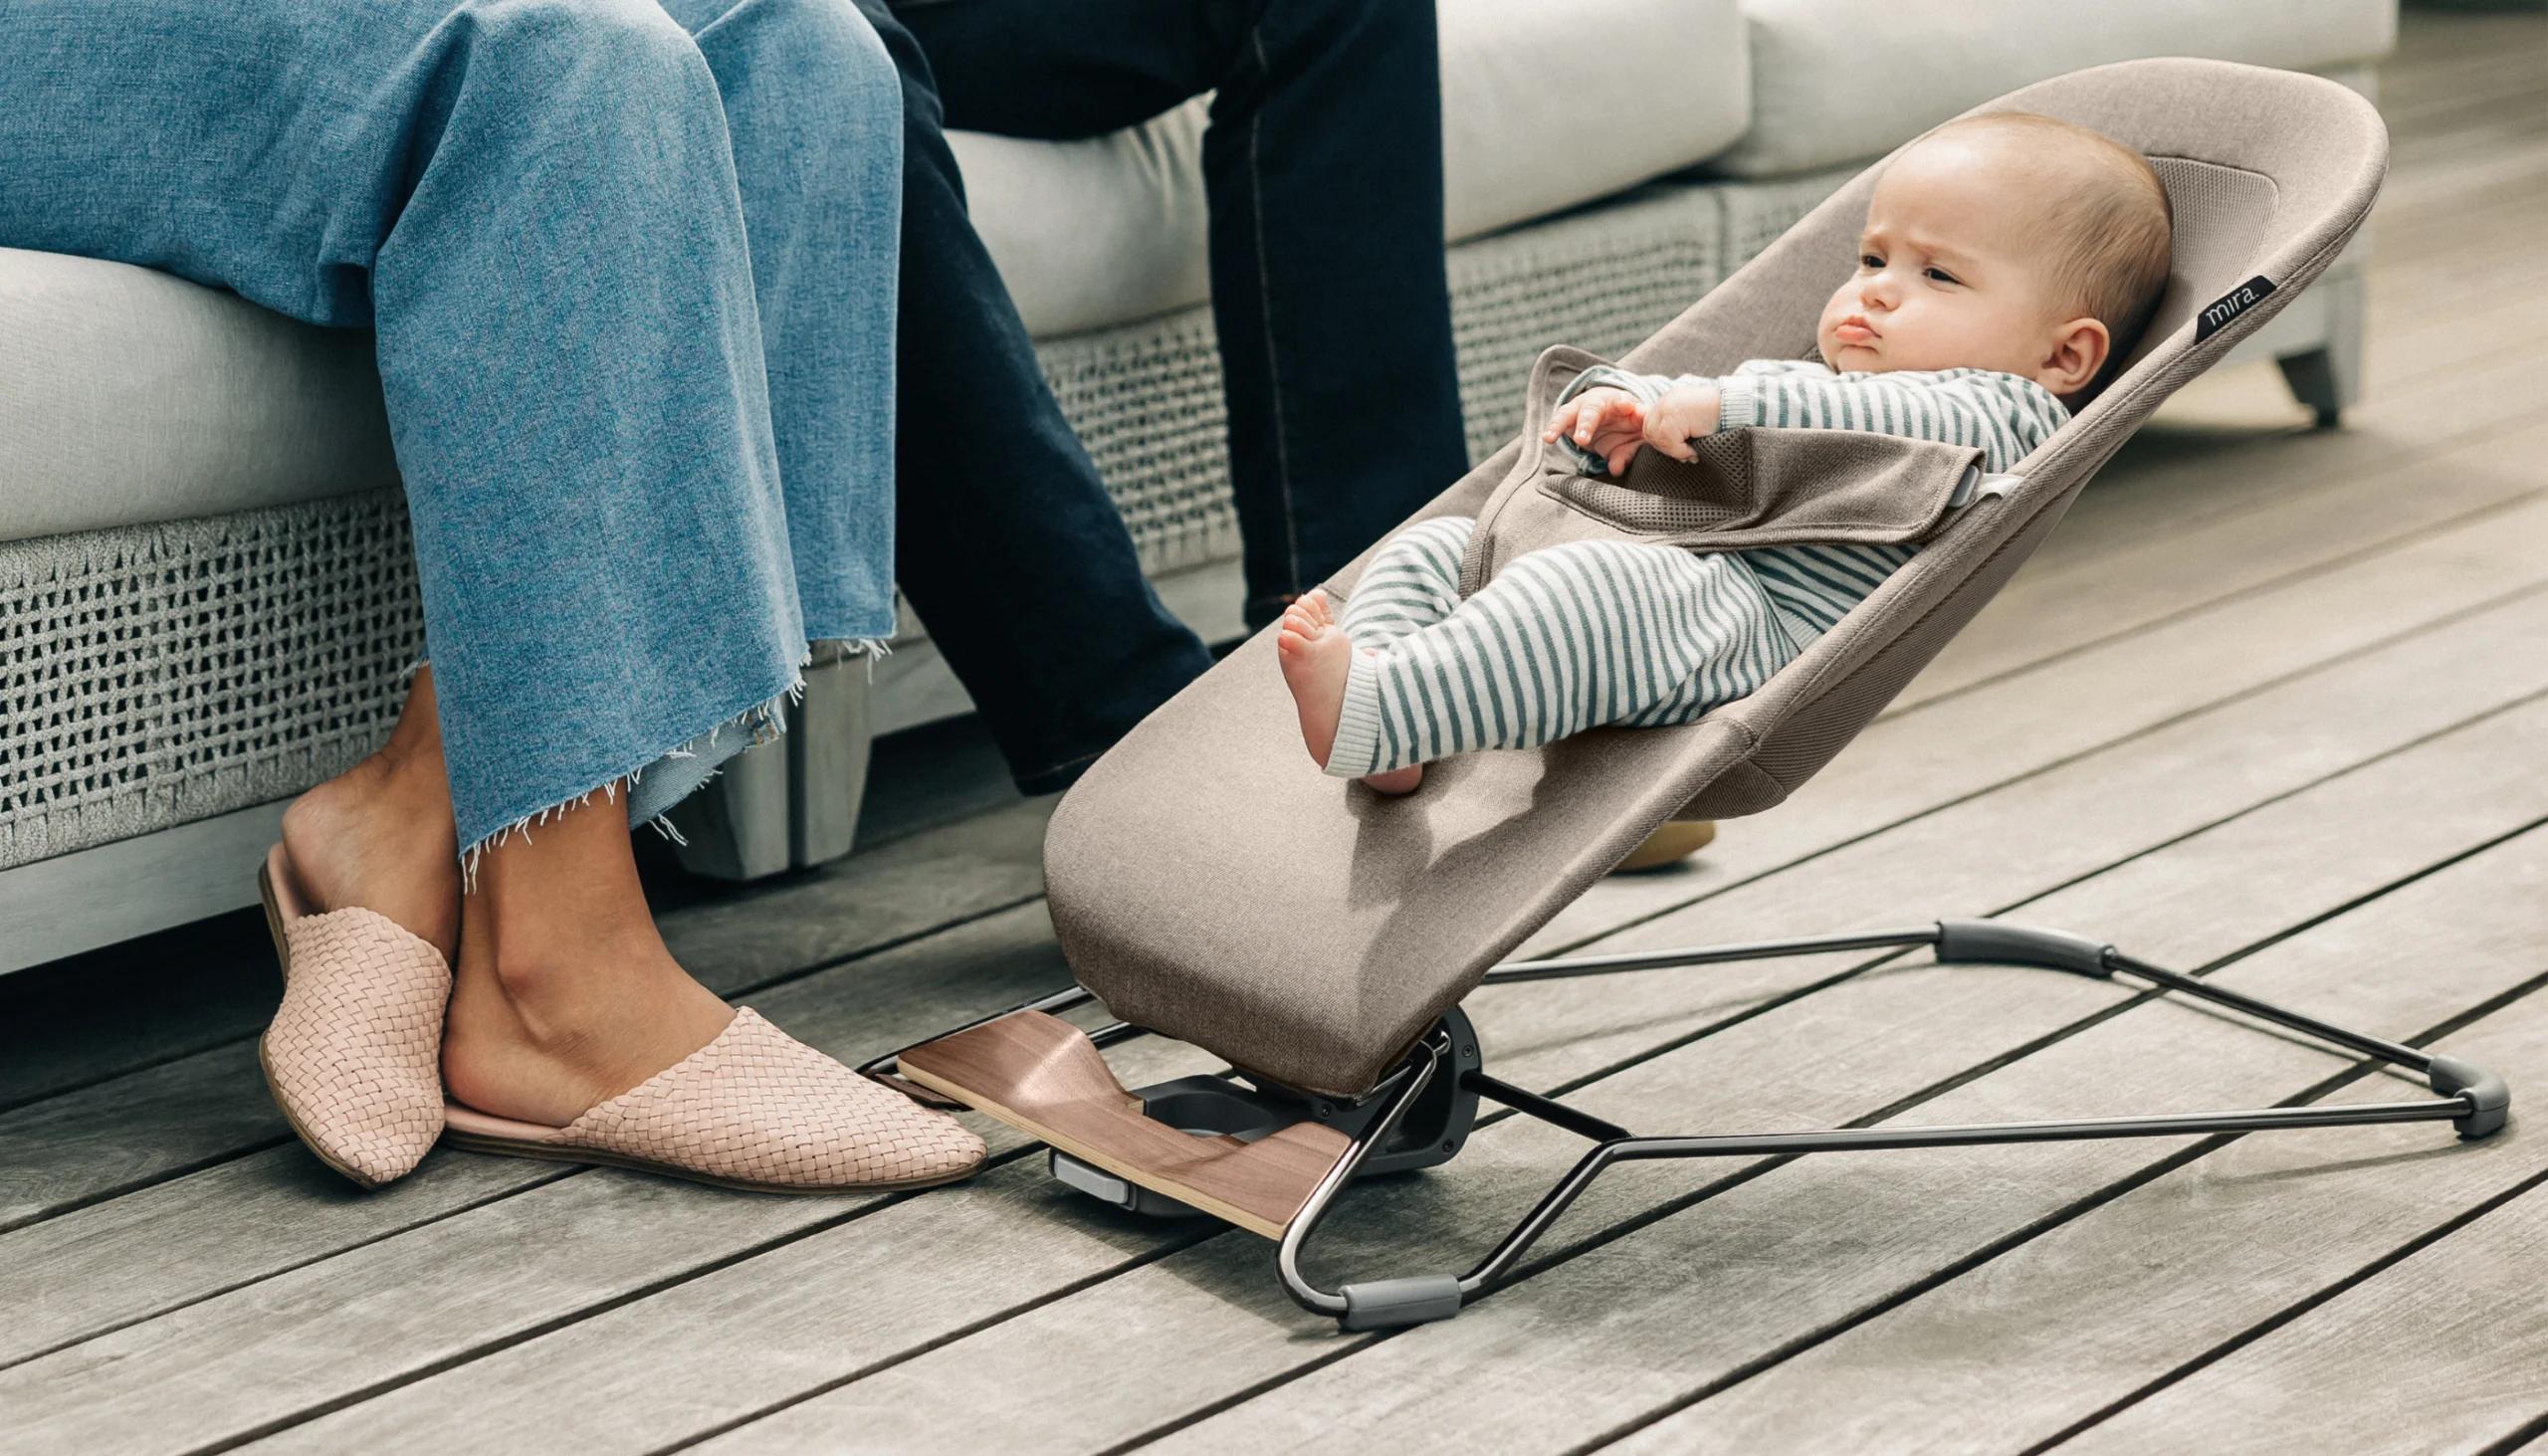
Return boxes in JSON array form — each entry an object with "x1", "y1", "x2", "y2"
[
  {"x1": 0, "y1": 0, "x2": 904, "y2": 856},
  {"x1": 872, "y1": 0, "x2": 1466, "y2": 792}
]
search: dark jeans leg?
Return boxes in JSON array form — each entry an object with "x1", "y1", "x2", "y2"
[
  {"x1": 855, "y1": 0, "x2": 1210, "y2": 794},
  {"x1": 897, "y1": 0, "x2": 1466, "y2": 629}
]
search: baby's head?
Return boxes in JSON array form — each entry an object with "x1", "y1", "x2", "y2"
[{"x1": 1818, "y1": 112, "x2": 2173, "y2": 399}]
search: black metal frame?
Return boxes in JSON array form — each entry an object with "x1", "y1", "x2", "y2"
[
  {"x1": 1276, "y1": 919, "x2": 2510, "y2": 1330},
  {"x1": 863, "y1": 919, "x2": 2510, "y2": 1335}
]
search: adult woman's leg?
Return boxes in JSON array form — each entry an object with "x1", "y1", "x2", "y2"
[
  {"x1": 445, "y1": 0, "x2": 916, "y2": 1126},
  {"x1": 3, "y1": 0, "x2": 977, "y2": 1181}
]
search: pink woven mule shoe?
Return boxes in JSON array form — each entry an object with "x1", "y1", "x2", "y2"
[
  {"x1": 257, "y1": 844, "x2": 455, "y2": 1189},
  {"x1": 440, "y1": 1008, "x2": 986, "y2": 1193}
]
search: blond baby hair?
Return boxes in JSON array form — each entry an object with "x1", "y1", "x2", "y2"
[{"x1": 1921, "y1": 111, "x2": 2175, "y2": 369}]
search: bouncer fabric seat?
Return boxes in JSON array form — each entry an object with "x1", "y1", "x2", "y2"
[
  {"x1": 893, "y1": 58, "x2": 2506, "y2": 1334},
  {"x1": 1040, "y1": 58, "x2": 2391, "y2": 1101}
]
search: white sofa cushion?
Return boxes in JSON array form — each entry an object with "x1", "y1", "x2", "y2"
[
  {"x1": 0, "y1": 248, "x2": 396, "y2": 543},
  {"x1": 1714, "y1": 0, "x2": 2397, "y2": 178},
  {"x1": 956, "y1": 0, "x2": 1749, "y2": 338}
]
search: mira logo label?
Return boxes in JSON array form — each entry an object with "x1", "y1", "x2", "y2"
[{"x1": 2195, "y1": 276, "x2": 2278, "y2": 341}]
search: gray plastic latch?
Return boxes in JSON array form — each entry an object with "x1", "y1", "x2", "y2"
[
  {"x1": 2427, "y1": 1054, "x2": 2510, "y2": 1140},
  {"x1": 1049, "y1": 1149, "x2": 1136, "y2": 1209},
  {"x1": 1339, "y1": 1274, "x2": 1465, "y2": 1331},
  {"x1": 1934, "y1": 919, "x2": 2113, "y2": 977}
]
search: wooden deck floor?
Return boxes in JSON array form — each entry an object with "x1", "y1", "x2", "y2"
[{"x1": 9, "y1": 13, "x2": 2548, "y2": 1452}]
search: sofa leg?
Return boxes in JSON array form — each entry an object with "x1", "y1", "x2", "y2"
[
  {"x1": 665, "y1": 731, "x2": 794, "y2": 882},
  {"x1": 788, "y1": 645, "x2": 873, "y2": 869},
  {"x1": 2276, "y1": 268, "x2": 2365, "y2": 428},
  {"x1": 665, "y1": 646, "x2": 873, "y2": 882}
]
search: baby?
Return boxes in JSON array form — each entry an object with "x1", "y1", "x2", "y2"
[{"x1": 1279, "y1": 111, "x2": 2173, "y2": 793}]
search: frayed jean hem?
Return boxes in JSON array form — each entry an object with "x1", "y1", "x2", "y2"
[{"x1": 452, "y1": 637, "x2": 887, "y2": 885}]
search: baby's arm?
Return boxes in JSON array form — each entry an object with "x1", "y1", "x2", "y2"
[
  {"x1": 1549, "y1": 362, "x2": 2066, "y2": 475},
  {"x1": 1725, "y1": 366, "x2": 2068, "y2": 473}
]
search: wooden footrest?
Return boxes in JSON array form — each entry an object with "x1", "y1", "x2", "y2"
[{"x1": 898, "y1": 1010, "x2": 1352, "y2": 1239}]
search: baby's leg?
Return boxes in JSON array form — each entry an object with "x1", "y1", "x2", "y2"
[
  {"x1": 1335, "y1": 517, "x2": 1475, "y2": 649},
  {"x1": 1278, "y1": 518, "x2": 1474, "y2": 793},
  {"x1": 1326, "y1": 539, "x2": 1792, "y2": 779}
]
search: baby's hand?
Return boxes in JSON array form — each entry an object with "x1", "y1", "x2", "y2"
[
  {"x1": 1543, "y1": 386, "x2": 1647, "y2": 476},
  {"x1": 1642, "y1": 380, "x2": 1723, "y2": 462}
]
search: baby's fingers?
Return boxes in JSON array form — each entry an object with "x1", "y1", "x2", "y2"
[
  {"x1": 1575, "y1": 397, "x2": 1617, "y2": 445},
  {"x1": 1645, "y1": 408, "x2": 1701, "y2": 462},
  {"x1": 1542, "y1": 399, "x2": 1581, "y2": 443}
]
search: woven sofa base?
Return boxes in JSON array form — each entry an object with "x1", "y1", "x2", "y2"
[{"x1": 0, "y1": 169, "x2": 1851, "y2": 871}]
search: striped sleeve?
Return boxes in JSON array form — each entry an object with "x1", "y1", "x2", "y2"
[
  {"x1": 1552, "y1": 362, "x2": 2066, "y2": 476},
  {"x1": 1726, "y1": 366, "x2": 2069, "y2": 474}
]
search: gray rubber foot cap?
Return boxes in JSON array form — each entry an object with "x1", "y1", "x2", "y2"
[
  {"x1": 1340, "y1": 1274, "x2": 1464, "y2": 1331},
  {"x1": 2428, "y1": 1054, "x2": 2510, "y2": 1140}
]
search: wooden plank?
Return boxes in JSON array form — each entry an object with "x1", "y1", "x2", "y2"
[
  {"x1": 1127, "y1": 816, "x2": 2548, "y2": 1456},
  {"x1": 660, "y1": 796, "x2": 1052, "y2": 998},
  {"x1": 2057, "y1": 1180, "x2": 2548, "y2": 1454},
  {"x1": 260, "y1": 644, "x2": 2548, "y2": 1456},
  {"x1": 1608, "y1": 884, "x2": 2548, "y2": 1452},
  {"x1": 0, "y1": 800, "x2": 1050, "y2": 1236},
  {"x1": 901, "y1": 1011, "x2": 1350, "y2": 1239},
  {"x1": 0, "y1": 1147, "x2": 565, "y2": 1372}
]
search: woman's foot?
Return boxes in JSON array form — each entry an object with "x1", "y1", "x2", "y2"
[
  {"x1": 278, "y1": 671, "x2": 462, "y2": 961},
  {"x1": 434, "y1": 792, "x2": 982, "y2": 1193},
  {"x1": 1276, "y1": 591, "x2": 1422, "y2": 794},
  {"x1": 438, "y1": 791, "x2": 739, "y2": 1128}
]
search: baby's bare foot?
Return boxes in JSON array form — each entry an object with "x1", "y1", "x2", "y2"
[
  {"x1": 1275, "y1": 592, "x2": 1423, "y2": 795},
  {"x1": 1277, "y1": 591, "x2": 1352, "y2": 768}
]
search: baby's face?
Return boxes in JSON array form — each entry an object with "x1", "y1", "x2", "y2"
[{"x1": 1816, "y1": 134, "x2": 2082, "y2": 388}]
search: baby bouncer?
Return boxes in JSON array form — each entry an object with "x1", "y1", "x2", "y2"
[{"x1": 866, "y1": 59, "x2": 2508, "y2": 1331}]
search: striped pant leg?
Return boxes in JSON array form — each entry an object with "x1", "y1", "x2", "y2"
[
  {"x1": 1328, "y1": 539, "x2": 1796, "y2": 777},
  {"x1": 1335, "y1": 517, "x2": 1476, "y2": 650}
]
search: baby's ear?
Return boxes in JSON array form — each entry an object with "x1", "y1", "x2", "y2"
[{"x1": 2040, "y1": 317, "x2": 2111, "y2": 396}]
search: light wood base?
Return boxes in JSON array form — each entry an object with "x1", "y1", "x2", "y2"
[{"x1": 898, "y1": 1011, "x2": 1352, "y2": 1239}]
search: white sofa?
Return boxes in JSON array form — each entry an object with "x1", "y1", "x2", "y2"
[{"x1": 0, "y1": 0, "x2": 2396, "y2": 970}]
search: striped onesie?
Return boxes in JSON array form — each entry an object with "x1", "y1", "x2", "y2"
[{"x1": 1325, "y1": 359, "x2": 2067, "y2": 778}]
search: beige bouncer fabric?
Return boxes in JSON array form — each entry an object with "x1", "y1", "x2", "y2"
[{"x1": 1044, "y1": 60, "x2": 2389, "y2": 1100}]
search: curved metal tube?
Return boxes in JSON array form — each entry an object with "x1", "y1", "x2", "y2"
[
  {"x1": 1484, "y1": 926, "x2": 1942, "y2": 983},
  {"x1": 1275, "y1": 1044, "x2": 1442, "y2": 1316}
]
